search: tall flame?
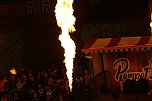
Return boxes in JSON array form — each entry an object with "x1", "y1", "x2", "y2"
[
  {"x1": 55, "y1": 0, "x2": 76, "y2": 91},
  {"x1": 150, "y1": 13, "x2": 152, "y2": 30}
]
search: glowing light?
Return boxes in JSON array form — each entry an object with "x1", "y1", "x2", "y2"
[
  {"x1": 150, "y1": 13, "x2": 152, "y2": 29},
  {"x1": 55, "y1": 0, "x2": 76, "y2": 91},
  {"x1": 10, "y1": 68, "x2": 17, "y2": 75}
]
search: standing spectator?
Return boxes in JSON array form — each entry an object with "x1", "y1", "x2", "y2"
[
  {"x1": 84, "y1": 69, "x2": 91, "y2": 84},
  {"x1": 46, "y1": 89, "x2": 52, "y2": 101},
  {"x1": 0, "y1": 77, "x2": 4, "y2": 100},
  {"x1": 28, "y1": 75, "x2": 36, "y2": 90},
  {"x1": 13, "y1": 92, "x2": 20, "y2": 101},
  {"x1": 16, "y1": 78, "x2": 23, "y2": 91},
  {"x1": 8, "y1": 75, "x2": 16, "y2": 91},
  {"x1": 58, "y1": 76, "x2": 68, "y2": 101},
  {"x1": 42, "y1": 70, "x2": 49, "y2": 86},
  {"x1": 36, "y1": 72, "x2": 44, "y2": 89},
  {"x1": 21, "y1": 74, "x2": 28, "y2": 91},
  {"x1": 46, "y1": 77, "x2": 54, "y2": 89}
]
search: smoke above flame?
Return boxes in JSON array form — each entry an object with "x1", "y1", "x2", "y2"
[{"x1": 55, "y1": 0, "x2": 76, "y2": 91}]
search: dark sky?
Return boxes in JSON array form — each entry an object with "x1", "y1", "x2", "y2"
[
  {"x1": 74, "y1": 0, "x2": 150, "y2": 22},
  {"x1": 0, "y1": 0, "x2": 150, "y2": 73}
]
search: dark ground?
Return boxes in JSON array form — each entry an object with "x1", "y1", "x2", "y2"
[{"x1": 93, "y1": 93, "x2": 152, "y2": 101}]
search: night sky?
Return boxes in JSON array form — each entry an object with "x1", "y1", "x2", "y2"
[
  {"x1": 55, "y1": 0, "x2": 151, "y2": 63},
  {"x1": 0, "y1": 0, "x2": 151, "y2": 74},
  {"x1": 74, "y1": 0, "x2": 150, "y2": 22}
]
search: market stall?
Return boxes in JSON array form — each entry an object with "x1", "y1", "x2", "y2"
[{"x1": 82, "y1": 36, "x2": 152, "y2": 93}]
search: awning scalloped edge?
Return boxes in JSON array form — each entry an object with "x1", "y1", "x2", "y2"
[{"x1": 81, "y1": 45, "x2": 152, "y2": 54}]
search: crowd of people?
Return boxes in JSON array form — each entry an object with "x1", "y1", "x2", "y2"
[{"x1": 0, "y1": 65, "x2": 92, "y2": 101}]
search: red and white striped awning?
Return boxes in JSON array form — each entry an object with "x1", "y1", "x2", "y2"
[{"x1": 82, "y1": 36, "x2": 152, "y2": 54}]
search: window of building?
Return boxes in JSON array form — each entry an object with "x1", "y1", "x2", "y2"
[
  {"x1": 26, "y1": 1, "x2": 35, "y2": 15},
  {"x1": 42, "y1": 0, "x2": 50, "y2": 14},
  {"x1": 0, "y1": 5, "x2": 8, "y2": 17}
]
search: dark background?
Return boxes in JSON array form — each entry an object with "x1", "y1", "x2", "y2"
[{"x1": 0, "y1": 0, "x2": 151, "y2": 74}]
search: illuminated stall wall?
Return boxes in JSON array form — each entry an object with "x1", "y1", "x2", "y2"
[
  {"x1": 107, "y1": 50, "x2": 152, "y2": 89},
  {"x1": 92, "y1": 53, "x2": 102, "y2": 76},
  {"x1": 82, "y1": 36, "x2": 152, "y2": 92}
]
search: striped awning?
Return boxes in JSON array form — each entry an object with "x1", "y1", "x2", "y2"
[{"x1": 82, "y1": 36, "x2": 152, "y2": 54}]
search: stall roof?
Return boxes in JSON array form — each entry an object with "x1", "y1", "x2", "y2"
[{"x1": 82, "y1": 36, "x2": 152, "y2": 54}]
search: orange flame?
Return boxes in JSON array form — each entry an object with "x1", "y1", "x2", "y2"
[
  {"x1": 150, "y1": 13, "x2": 152, "y2": 29},
  {"x1": 55, "y1": 0, "x2": 76, "y2": 91},
  {"x1": 10, "y1": 68, "x2": 17, "y2": 75}
]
